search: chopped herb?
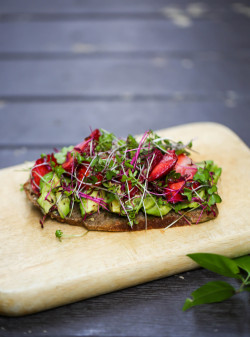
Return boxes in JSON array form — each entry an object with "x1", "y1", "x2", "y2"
[
  {"x1": 55, "y1": 229, "x2": 88, "y2": 241},
  {"x1": 54, "y1": 146, "x2": 74, "y2": 164},
  {"x1": 106, "y1": 170, "x2": 117, "y2": 180}
]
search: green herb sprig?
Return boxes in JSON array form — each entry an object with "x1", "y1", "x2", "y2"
[
  {"x1": 54, "y1": 146, "x2": 74, "y2": 164},
  {"x1": 55, "y1": 229, "x2": 88, "y2": 241},
  {"x1": 183, "y1": 253, "x2": 250, "y2": 311}
]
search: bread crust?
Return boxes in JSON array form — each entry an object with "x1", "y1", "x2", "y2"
[{"x1": 24, "y1": 181, "x2": 218, "y2": 232}]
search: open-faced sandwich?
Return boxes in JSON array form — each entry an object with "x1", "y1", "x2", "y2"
[{"x1": 24, "y1": 129, "x2": 222, "y2": 231}]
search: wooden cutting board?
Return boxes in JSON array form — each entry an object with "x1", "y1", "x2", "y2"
[{"x1": 0, "y1": 122, "x2": 249, "y2": 316}]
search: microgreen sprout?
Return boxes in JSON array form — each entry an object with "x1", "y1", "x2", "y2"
[{"x1": 55, "y1": 229, "x2": 89, "y2": 241}]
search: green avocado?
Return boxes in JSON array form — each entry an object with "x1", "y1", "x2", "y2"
[
  {"x1": 109, "y1": 197, "x2": 121, "y2": 213},
  {"x1": 39, "y1": 172, "x2": 60, "y2": 190},
  {"x1": 146, "y1": 202, "x2": 171, "y2": 217},
  {"x1": 79, "y1": 190, "x2": 99, "y2": 217},
  {"x1": 56, "y1": 192, "x2": 70, "y2": 218},
  {"x1": 143, "y1": 196, "x2": 155, "y2": 210},
  {"x1": 107, "y1": 183, "x2": 122, "y2": 214},
  {"x1": 37, "y1": 185, "x2": 56, "y2": 214},
  {"x1": 120, "y1": 197, "x2": 141, "y2": 216},
  {"x1": 187, "y1": 189, "x2": 205, "y2": 208}
]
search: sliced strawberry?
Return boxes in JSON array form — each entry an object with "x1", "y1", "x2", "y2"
[
  {"x1": 75, "y1": 128, "x2": 101, "y2": 152},
  {"x1": 186, "y1": 180, "x2": 200, "y2": 190},
  {"x1": 95, "y1": 172, "x2": 104, "y2": 186},
  {"x1": 31, "y1": 154, "x2": 56, "y2": 193},
  {"x1": 62, "y1": 153, "x2": 77, "y2": 173},
  {"x1": 174, "y1": 154, "x2": 197, "y2": 180},
  {"x1": 150, "y1": 149, "x2": 164, "y2": 172},
  {"x1": 127, "y1": 180, "x2": 140, "y2": 197},
  {"x1": 62, "y1": 129, "x2": 101, "y2": 172},
  {"x1": 77, "y1": 166, "x2": 103, "y2": 190},
  {"x1": 148, "y1": 150, "x2": 177, "y2": 182},
  {"x1": 77, "y1": 166, "x2": 90, "y2": 182},
  {"x1": 73, "y1": 138, "x2": 91, "y2": 154},
  {"x1": 165, "y1": 181, "x2": 185, "y2": 203},
  {"x1": 89, "y1": 128, "x2": 101, "y2": 141}
]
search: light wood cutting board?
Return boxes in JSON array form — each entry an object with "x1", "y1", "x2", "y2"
[{"x1": 0, "y1": 122, "x2": 249, "y2": 316}]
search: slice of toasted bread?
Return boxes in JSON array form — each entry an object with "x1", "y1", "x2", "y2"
[{"x1": 24, "y1": 181, "x2": 218, "y2": 231}]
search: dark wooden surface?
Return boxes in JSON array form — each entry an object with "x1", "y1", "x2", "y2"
[{"x1": 0, "y1": 1, "x2": 250, "y2": 336}]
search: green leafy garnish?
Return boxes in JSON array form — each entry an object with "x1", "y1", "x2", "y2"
[
  {"x1": 54, "y1": 146, "x2": 74, "y2": 164},
  {"x1": 95, "y1": 130, "x2": 115, "y2": 152},
  {"x1": 127, "y1": 134, "x2": 139, "y2": 149},
  {"x1": 55, "y1": 229, "x2": 88, "y2": 241},
  {"x1": 106, "y1": 170, "x2": 117, "y2": 180},
  {"x1": 54, "y1": 165, "x2": 66, "y2": 178},
  {"x1": 183, "y1": 253, "x2": 250, "y2": 311},
  {"x1": 183, "y1": 281, "x2": 236, "y2": 311},
  {"x1": 187, "y1": 253, "x2": 240, "y2": 278}
]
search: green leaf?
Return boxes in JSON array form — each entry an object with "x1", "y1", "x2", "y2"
[
  {"x1": 183, "y1": 281, "x2": 236, "y2": 311},
  {"x1": 124, "y1": 161, "x2": 134, "y2": 169},
  {"x1": 86, "y1": 176, "x2": 98, "y2": 184},
  {"x1": 193, "y1": 167, "x2": 210, "y2": 183},
  {"x1": 90, "y1": 156, "x2": 99, "y2": 167},
  {"x1": 187, "y1": 253, "x2": 241, "y2": 279},
  {"x1": 208, "y1": 193, "x2": 222, "y2": 206},
  {"x1": 105, "y1": 192, "x2": 116, "y2": 203},
  {"x1": 55, "y1": 165, "x2": 65, "y2": 178},
  {"x1": 234, "y1": 255, "x2": 250, "y2": 274},
  {"x1": 183, "y1": 188, "x2": 192, "y2": 202},
  {"x1": 127, "y1": 134, "x2": 139, "y2": 149},
  {"x1": 54, "y1": 146, "x2": 74, "y2": 164},
  {"x1": 121, "y1": 175, "x2": 129, "y2": 182},
  {"x1": 208, "y1": 185, "x2": 217, "y2": 195},
  {"x1": 95, "y1": 131, "x2": 115, "y2": 152},
  {"x1": 55, "y1": 229, "x2": 63, "y2": 241},
  {"x1": 106, "y1": 170, "x2": 116, "y2": 180},
  {"x1": 117, "y1": 139, "x2": 126, "y2": 147}
]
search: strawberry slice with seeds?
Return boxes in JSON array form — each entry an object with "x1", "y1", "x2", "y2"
[
  {"x1": 31, "y1": 154, "x2": 57, "y2": 193},
  {"x1": 148, "y1": 150, "x2": 177, "y2": 182},
  {"x1": 77, "y1": 166, "x2": 90, "y2": 184},
  {"x1": 77, "y1": 166, "x2": 103, "y2": 190},
  {"x1": 127, "y1": 180, "x2": 140, "y2": 198},
  {"x1": 62, "y1": 129, "x2": 101, "y2": 172},
  {"x1": 165, "y1": 181, "x2": 185, "y2": 203},
  {"x1": 150, "y1": 149, "x2": 164, "y2": 172},
  {"x1": 174, "y1": 154, "x2": 197, "y2": 180}
]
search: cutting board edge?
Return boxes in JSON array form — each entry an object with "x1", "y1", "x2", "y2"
[{"x1": 1, "y1": 231, "x2": 249, "y2": 317}]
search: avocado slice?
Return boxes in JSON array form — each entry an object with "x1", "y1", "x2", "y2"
[
  {"x1": 39, "y1": 172, "x2": 60, "y2": 190},
  {"x1": 187, "y1": 189, "x2": 205, "y2": 208},
  {"x1": 37, "y1": 185, "x2": 56, "y2": 214},
  {"x1": 56, "y1": 192, "x2": 70, "y2": 218},
  {"x1": 107, "y1": 183, "x2": 122, "y2": 214},
  {"x1": 109, "y1": 197, "x2": 121, "y2": 213},
  {"x1": 146, "y1": 202, "x2": 171, "y2": 217},
  {"x1": 79, "y1": 190, "x2": 100, "y2": 217},
  {"x1": 143, "y1": 195, "x2": 155, "y2": 210}
]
